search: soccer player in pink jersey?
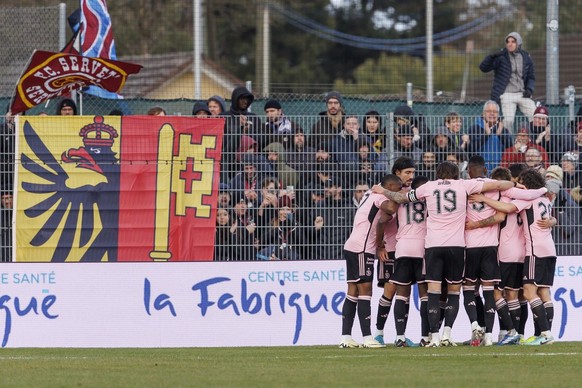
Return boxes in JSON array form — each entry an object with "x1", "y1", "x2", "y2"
[
  {"x1": 391, "y1": 174, "x2": 430, "y2": 347},
  {"x1": 469, "y1": 168, "x2": 557, "y2": 345},
  {"x1": 378, "y1": 157, "x2": 430, "y2": 347},
  {"x1": 465, "y1": 166, "x2": 548, "y2": 345},
  {"x1": 463, "y1": 156, "x2": 547, "y2": 346},
  {"x1": 339, "y1": 174, "x2": 401, "y2": 348},
  {"x1": 373, "y1": 206, "x2": 398, "y2": 345},
  {"x1": 373, "y1": 161, "x2": 522, "y2": 347}
]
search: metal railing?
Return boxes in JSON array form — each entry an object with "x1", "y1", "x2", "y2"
[{"x1": 1, "y1": 112, "x2": 581, "y2": 262}]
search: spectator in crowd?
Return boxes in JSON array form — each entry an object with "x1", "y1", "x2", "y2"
[
  {"x1": 286, "y1": 126, "x2": 316, "y2": 173},
  {"x1": 444, "y1": 112, "x2": 470, "y2": 152},
  {"x1": 564, "y1": 106, "x2": 582, "y2": 135},
  {"x1": 467, "y1": 100, "x2": 513, "y2": 172},
  {"x1": 310, "y1": 91, "x2": 345, "y2": 148},
  {"x1": 417, "y1": 150, "x2": 437, "y2": 180},
  {"x1": 391, "y1": 124, "x2": 423, "y2": 168},
  {"x1": 217, "y1": 183, "x2": 233, "y2": 208},
  {"x1": 351, "y1": 180, "x2": 370, "y2": 207},
  {"x1": 545, "y1": 177, "x2": 582, "y2": 256},
  {"x1": 445, "y1": 151, "x2": 469, "y2": 179},
  {"x1": 108, "y1": 109, "x2": 123, "y2": 116},
  {"x1": 0, "y1": 191, "x2": 12, "y2": 262},
  {"x1": 363, "y1": 110, "x2": 385, "y2": 153},
  {"x1": 394, "y1": 105, "x2": 429, "y2": 148},
  {"x1": 147, "y1": 106, "x2": 166, "y2": 116},
  {"x1": 358, "y1": 162, "x2": 379, "y2": 188},
  {"x1": 263, "y1": 142, "x2": 298, "y2": 188},
  {"x1": 562, "y1": 121, "x2": 582, "y2": 159},
  {"x1": 479, "y1": 32, "x2": 536, "y2": 133},
  {"x1": 221, "y1": 86, "x2": 262, "y2": 182},
  {"x1": 192, "y1": 102, "x2": 211, "y2": 117},
  {"x1": 262, "y1": 99, "x2": 299, "y2": 148},
  {"x1": 258, "y1": 197, "x2": 302, "y2": 260},
  {"x1": 231, "y1": 199, "x2": 258, "y2": 261},
  {"x1": 297, "y1": 157, "x2": 334, "y2": 195},
  {"x1": 207, "y1": 95, "x2": 226, "y2": 117},
  {"x1": 524, "y1": 147, "x2": 546, "y2": 173},
  {"x1": 317, "y1": 176, "x2": 354, "y2": 260},
  {"x1": 528, "y1": 105, "x2": 562, "y2": 164},
  {"x1": 508, "y1": 163, "x2": 528, "y2": 184},
  {"x1": 501, "y1": 127, "x2": 549, "y2": 168},
  {"x1": 296, "y1": 181, "x2": 325, "y2": 219},
  {"x1": 328, "y1": 115, "x2": 363, "y2": 184},
  {"x1": 214, "y1": 208, "x2": 235, "y2": 261},
  {"x1": 56, "y1": 98, "x2": 78, "y2": 116},
  {"x1": 228, "y1": 154, "x2": 271, "y2": 210},
  {"x1": 561, "y1": 152, "x2": 581, "y2": 190},
  {"x1": 296, "y1": 182, "x2": 326, "y2": 259},
  {"x1": 1, "y1": 108, "x2": 16, "y2": 204},
  {"x1": 255, "y1": 177, "x2": 280, "y2": 236},
  {"x1": 431, "y1": 127, "x2": 462, "y2": 163},
  {"x1": 235, "y1": 135, "x2": 259, "y2": 165},
  {"x1": 357, "y1": 139, "x2": 381, "y2": 182}
]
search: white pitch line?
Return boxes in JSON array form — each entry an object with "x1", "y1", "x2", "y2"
[
  {"x1": 411, "y1": 352, "x2": 580, "y2": 357},
  {"x1": 0, "y1": 356, "x2": 89, "y2": 360},
  {"x1": 322, "y1": 352, "x2": 580, "y2": 359}
]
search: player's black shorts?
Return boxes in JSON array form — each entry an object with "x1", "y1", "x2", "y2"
[
  {"x1": 424, "y1": 246, "x2": 465, "y2": 284},
  {"x1": 376, "y1": 251, "x2": 395, "y2": 287},
  {"x1": 464, "y1": 246, "x2": 500, "y2": 283},
  {"x1": 390, "y1": 256, "x2": 425, "y2": 285},
  {"x1": 523, "y1": 255, "x2": 557, "y2": 287},
  {"x1": 497, "y1": 262, "x2": 524, "y2": 291},
  {"x1": 344, "y1": 249, "x2": 375, "y2": 283}
]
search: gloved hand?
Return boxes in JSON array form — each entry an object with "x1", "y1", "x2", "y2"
[
  {"x1": 490, "y1": 50, "x2": 503, "y2": 59},
  {"x1": 523, "y1": 89, "x2": 532, "y2": 98}
]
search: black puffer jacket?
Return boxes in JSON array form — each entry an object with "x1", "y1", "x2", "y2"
[{"x1": 479, "y1": 32, "x2": 535, "y2": 104}]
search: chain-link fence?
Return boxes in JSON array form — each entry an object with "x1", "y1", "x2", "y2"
[{"x1": 1, "y1": 112, "x2": 581, "y2": 262}]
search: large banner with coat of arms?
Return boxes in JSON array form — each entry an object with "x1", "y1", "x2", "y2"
[{"x1": 15, "y1": 116, "x2": 224, "y2": 262}]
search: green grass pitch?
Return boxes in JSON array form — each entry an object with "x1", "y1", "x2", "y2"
[{"x1": 1, "y1": 343, "x2": 580, "y2": 386}]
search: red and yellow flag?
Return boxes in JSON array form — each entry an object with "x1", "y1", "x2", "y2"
[{"x1": 16, "y1": 116, "x2": 224, "y2": 262}]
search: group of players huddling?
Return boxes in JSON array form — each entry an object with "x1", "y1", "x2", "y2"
[{"x1": 340, "y1": 156, "x2": 557, "y2": 348}]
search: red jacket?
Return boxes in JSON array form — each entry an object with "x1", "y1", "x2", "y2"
[{"x1": 500, "y1": 142, "x2": 549, "y2": 168}]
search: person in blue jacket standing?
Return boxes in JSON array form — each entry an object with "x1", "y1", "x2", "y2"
[{"x1": 480, "y1": 32, "x2": 536, "y2": 134}]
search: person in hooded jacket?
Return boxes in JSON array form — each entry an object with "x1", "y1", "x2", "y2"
[
  {"x1": 479, "y1": 32, "x2": 536, "y2": 134},
  {"x1": 221, "y1": 86, "x2": 262, "y2": 182},
  {"x1": 263, "y1": 142, "x2": 298, "y2": 189},
  {"x1": 207, "y1": 95, "x2": 226, "y2": 117}
]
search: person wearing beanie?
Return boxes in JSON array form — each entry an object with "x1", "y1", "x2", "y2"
[
  {"x1": 264, "y1": 99, "x2": 282, "y2": 111},
  {"x1": 191, "y1": 102, "x2": 211, "y2": 117},
  {"x1": 479, "y1": 32, "x2": 536, "y2": 134},
  {"x1": 262, "y1": 99, "x2": 299, "y2": 148},
  {"x1": 56, "y1": 98, "x2": 78, "y2": 115},
  {"x1": 310, "y1": 91, "x2": 345, "y2": 148},
  {"x1": 207, "y1": 95, "x2": 226, "y2": 117},
  {"x1": 545, "y1": 165, "x2": 563, "y2": 182}
]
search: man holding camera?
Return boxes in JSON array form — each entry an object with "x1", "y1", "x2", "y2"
[{"x1": 480, "y1": 32, "x2": 536, "y2": 134}]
